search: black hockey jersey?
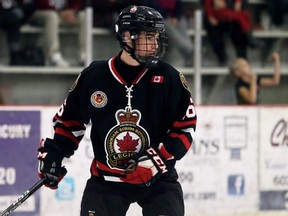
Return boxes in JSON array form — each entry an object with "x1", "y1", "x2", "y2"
[{"x1": 52, "y1": 55, "x2": 197, "y2": 182}]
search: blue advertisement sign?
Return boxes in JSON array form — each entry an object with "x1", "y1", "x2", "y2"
[{"x1": 0, "y1": 110, "x2": 40, "y2": 215}]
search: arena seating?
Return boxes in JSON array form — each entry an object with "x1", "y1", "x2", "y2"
[{"x1": 0, "y1": 0, "x2": 287, "y2": 105}]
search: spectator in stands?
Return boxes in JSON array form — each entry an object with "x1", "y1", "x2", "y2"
[
  {"x1": 29, "y1": 0, "x2": 86, "y2": 67},
  {"x1": 203, "y1": 0, "x2": 259, "y2": 66},
  {"x1": 0, "y1": 0, "x2": 35, "y2": 65},
  {"x1": 229, "y1": 52, "x2": 281, "y2": 104},
  {"x1": 142, "y1": 0, "x2": 193, "y2": 67},
  {"x1": 266, "y1": 0, "x2": 288, "y2": 29},
  {"x1": 92, "y1": 0, "x2": 142, "y2": 31}
]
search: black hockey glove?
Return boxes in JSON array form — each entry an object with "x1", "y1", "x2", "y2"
[
  {"x1": 37, "y1": 138, "x2": 67, "y2": 190},
  {"x1": 121, "y1": 147, "x2": 169, "y2": 186}
]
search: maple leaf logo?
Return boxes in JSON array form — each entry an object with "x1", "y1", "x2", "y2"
[{"x1": 117, "y1": 132, "x2": 139, "y2": 152}]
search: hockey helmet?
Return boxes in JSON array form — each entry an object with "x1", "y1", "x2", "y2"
[{"x1": 115, "y1": 5, "x2": 168, "y2": 67}]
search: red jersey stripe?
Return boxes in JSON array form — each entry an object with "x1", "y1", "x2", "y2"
[
  {"x1": 169, "y1": 132, "x2": 191, "y2": 150},
  {"x1": 173, "y1": 119, "x2": 197, "y2": 128},
  {"x1": 96, "y1": 161, "x2": 124, "y2": 175},
  {"x1": 55, "y1": 128, "x2": 79, "y2": 145},
  {"x1": 54, "y1": 115, "x2": 85, "y2": 128}
]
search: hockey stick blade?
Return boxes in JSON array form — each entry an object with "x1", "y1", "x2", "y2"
[{"x1": 0, "y1": 178, "x2": 45, "y2": 216}]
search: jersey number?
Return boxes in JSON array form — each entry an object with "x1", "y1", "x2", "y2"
[{"x1": 186, "y1": 97, "x2": 196, "y2": 118}]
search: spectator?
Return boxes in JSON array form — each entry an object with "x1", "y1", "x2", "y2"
[
  {"x1": 266, "y1": 0, "x2": 288, "y2": 29},
  {"x1": 0, "y1": 0, "x2": 35, "y2": 65},
  {"x1": 203, "y1": 0, "x2": 258, "y2": 66},
  {"x1": 142, "y1": 0, "x2": 194, "y2": 67},
  {"x1": 229, "y1": 52, "x2": 281, "y2": 104},
  {"x1": 92, "y1": 0, "x2": 142, "y2": 31},
  {"x1": 29, "y1": 0, "x2": 86, "y2": 67}
]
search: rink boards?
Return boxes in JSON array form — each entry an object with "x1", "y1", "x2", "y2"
[{"x1": 0, "y1": 105, "x2": 288, "y2": 216}]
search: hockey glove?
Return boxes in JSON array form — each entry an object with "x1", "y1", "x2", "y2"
[
  {"x1": 121, "y1": 147, "x2": 169, "y2": 186},
  {"x1": 37, "y1": 138, "x2": 67, "y2": 189}
]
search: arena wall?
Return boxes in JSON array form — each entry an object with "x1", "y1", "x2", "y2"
[{"x1": 0, "y1": 105, "x2": 288, "y2": 216}]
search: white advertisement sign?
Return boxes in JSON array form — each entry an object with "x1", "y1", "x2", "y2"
[
  {"x1": 2, "y1": 106, "x2": 288, "y2": 216},
  {"x1": 259, "y1": 107, "x2": 288, "y2": 210},
  {"x1": 176, "y1": 107, "x2": 259, "y2": 216}
]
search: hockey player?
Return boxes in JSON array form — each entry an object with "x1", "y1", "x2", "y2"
[{"x1": 37, "y1": 5, "x2": 197, "y2": 216}]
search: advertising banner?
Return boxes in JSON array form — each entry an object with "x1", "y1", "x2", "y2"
[
  {"x1": 176, "y1": 106, "x2": 259, "y2": 216},
  {"x1": 259, "y1": 107, "x2": 288, "y2": 211},
  {"x1": 0, "y1": 110, "x2": 40, "y2": 216},
  {"x1": 1, "y1": 106, "x2": 288, "y2": 216}
]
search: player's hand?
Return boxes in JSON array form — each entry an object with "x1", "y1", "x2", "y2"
[
  {"x1": 37, "y1": 138, "x2": 66, "y2": 189},
  {"x1": 121, "y1": 147, "x2": 169, "y2": 186}
]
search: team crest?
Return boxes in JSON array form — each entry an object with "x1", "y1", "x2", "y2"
[
  {"x1": 104, "y1": 86, "x2": 150, "y2": 170},
  {"x1": 90, "y1": 91, "x2": 107, "y2": 108},
  {"x1": 180, "y1": 73, "x2": 190, "y2": 92}
]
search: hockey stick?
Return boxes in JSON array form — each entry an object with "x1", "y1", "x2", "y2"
[{"x1": 0, "y1": 178, "x2": 45, "y2": 216}]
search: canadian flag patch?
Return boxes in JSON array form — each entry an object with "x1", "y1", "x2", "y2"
[{"x1": 151, "y1": 76, "x2": 164, "y2": 83}]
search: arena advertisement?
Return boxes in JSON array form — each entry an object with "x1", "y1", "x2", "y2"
[
  {"x1": 0, "y1": 110, "x2": 40, "y2": 215},
  {"x1": 1, "y1": 106, "x2": 288, "y2": 216},
  {"x1": 176, "y1": 106, "x2": 259, "y2": 216},
  {"x1": 259, "y1": 107, "x2": 288, "y2": 211}
]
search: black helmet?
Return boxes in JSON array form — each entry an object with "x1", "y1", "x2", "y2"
[{"x1": 115, "y1": 5, "x2": 168, "y2": 67}]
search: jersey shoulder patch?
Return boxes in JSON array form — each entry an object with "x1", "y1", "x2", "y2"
[{"x1": 179, "y1": 73, "x2": 190, "y2": 92}]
